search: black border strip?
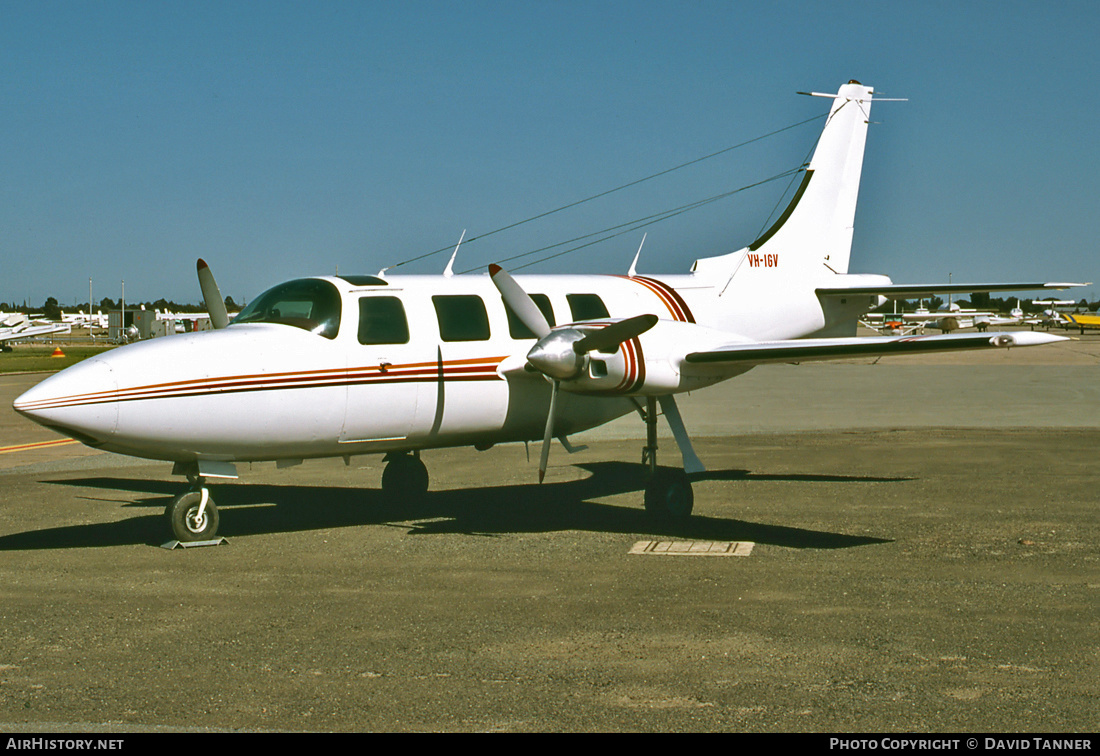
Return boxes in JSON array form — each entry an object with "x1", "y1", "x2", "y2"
[{"x1": 748, "y1": 169, "x2": 813, "y2": 251}]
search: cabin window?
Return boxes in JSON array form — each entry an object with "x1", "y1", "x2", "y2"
[
  {"x1": 503, "y1": 293, "x2": 556, "y2": 339},
  {"x1": 232, "y1": 278, "x2": 341, "y2": 339},
  {"x1": 567, "y1": 293, "x2": 609, "y2": 321},
  {"x1": 432, "y1": 295, "x2": 491, "y2": 342},
  {"x1": 358, "y1": 296, "x2": 409, "y2": 345}
]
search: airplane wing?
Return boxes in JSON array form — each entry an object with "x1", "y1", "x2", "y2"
[
  {"x1": 819, "y1": 282, "x2": 1088, "y2": 298},
  {"x1": 981, "y1": 315, "x2": 1029, "y2": 326},
  {"x1": 684, "y1": 331, "x2": 1065, "y2": 366},
  {"x1": 897, "y1": 312, "x2": 972, "y2": 322},
  {"x1": 0, "y1": 323, "x2": 71, "y2": 344}
]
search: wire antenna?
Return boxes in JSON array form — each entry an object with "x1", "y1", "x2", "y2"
[{"x1": 386, "y1": 113, "x2": 827, "y2": 272}]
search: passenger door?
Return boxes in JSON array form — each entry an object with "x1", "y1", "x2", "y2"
[
  {"x1": 341, "y1": 295, "x2": 421, "y2": 444},
  {"x1": 426, "y1": 294, "x2": 509, "y2": 438}
]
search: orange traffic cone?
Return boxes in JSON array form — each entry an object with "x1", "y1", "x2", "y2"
[{"x1": 51, "y1": 347, "x2": 66, "y2": 358}]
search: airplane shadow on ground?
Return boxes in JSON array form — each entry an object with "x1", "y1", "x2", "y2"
[{"x1": 1, "y1": 462, "x2": 905, "y2": 551}]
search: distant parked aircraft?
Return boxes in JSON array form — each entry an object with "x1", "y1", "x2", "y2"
[
  {"x1": 0, "y1": 314, "x2": 71, "y2": 351},
  {"x1": 1061, "y1": 312, "x2": 1100, "y2": 334}
]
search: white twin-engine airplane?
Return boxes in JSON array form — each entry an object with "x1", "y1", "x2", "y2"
[{"x1": 13, "y1": 81, "x2": 1085, "y2": 543}]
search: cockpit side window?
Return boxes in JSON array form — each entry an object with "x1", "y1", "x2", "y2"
[
  {"x1": 358, "y1": 296, "x2": 409, "y2": 345},
  {"x1": 232, "y1": 279, "x2": 342, "y2": 339}
]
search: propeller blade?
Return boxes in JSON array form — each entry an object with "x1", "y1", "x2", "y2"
[
  {"x1": 489, "y1": 264, "x2": 551, "y2": 339},
  {"x1": 573, "y1": 313, "x2": 658, "y2": 354},
  {"x1": 538, "y1": 380, "x2": 560, "y2": 483},
  {"x1": 197, "y1": 259, "x2": 230, "y2": 330}
]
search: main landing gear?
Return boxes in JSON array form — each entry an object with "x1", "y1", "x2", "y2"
[
  {"x1": 645, "y1": 468, "x2": 694, "y2": 521},
  {"x1": 381, "y1": 451, "x2": 429, "y2": 501},
  {"x1": 639, "y1": 395, "x2": 703, "y2": 522}
]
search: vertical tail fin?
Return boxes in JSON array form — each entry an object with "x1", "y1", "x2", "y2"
[{"x1": 692, "y1": 81, "x2": 874, "y2": 281}]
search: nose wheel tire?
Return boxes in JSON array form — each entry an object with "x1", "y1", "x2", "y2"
[
  {"x1": 644, "y1": 469, "x2": 694, "y2": 521},
  {"x1": 166, "y1": 489, "x2": 220, "y2": 542}
]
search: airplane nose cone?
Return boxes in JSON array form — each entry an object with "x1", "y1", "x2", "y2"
[{"x1": 13, "y1": 358, "x2": 119, "y2": 446}]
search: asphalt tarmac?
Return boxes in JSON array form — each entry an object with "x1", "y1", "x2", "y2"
[{"x1": 0, "y1": 334, "x2": 1097, "y2": 732}]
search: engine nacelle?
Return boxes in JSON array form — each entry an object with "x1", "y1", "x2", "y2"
[{"x1": 556, "y1": 320, "x2": 737, "y2": 397}]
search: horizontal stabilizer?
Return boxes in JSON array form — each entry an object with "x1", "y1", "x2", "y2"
[
  {"x1": 818, "y1": 282, "x2": 1089, "y2": 298},
  {"x1": 685, "y1": 331, "x2": 1066, "y2": 366}
]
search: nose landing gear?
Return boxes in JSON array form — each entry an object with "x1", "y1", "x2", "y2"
[{"x1": 165, "y1": 485, "x2": 220, "y2": 543}]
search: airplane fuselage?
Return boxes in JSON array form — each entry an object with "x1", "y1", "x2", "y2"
[{"x1": 17, "y1": 269, "x2": 836, "y2": 465}]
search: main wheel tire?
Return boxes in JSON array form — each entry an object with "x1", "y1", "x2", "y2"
[
  {"x1": 165, "y1": 490, "x2": 220, "y2": 542},
  {"x1": 381, "y1": 454, "x2": 429, "y2": 501},
  {"x1": 644, "y1": 469, "x2": 694, "y2": 521}
]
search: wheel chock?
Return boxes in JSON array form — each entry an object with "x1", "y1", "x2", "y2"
[{"x1": 160, "y1": 537, "x2": 229, "y2": 550}]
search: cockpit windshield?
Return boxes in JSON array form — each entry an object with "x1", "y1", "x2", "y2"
[{"x1": 232, "y1": 279, "x2": 341, "y2": 339}]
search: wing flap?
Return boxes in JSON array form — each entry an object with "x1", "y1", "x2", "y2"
[{"x1": 685, "y1": 331, "x2": 1066, "y2": 366}]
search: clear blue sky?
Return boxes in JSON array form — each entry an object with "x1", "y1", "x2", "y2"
[{"x1": 3, "y1": 0, "x2": 1098, "y2": 308}]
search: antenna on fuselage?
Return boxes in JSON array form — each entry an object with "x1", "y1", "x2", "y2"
[
  {"x1": 444, "y1": 229, "x2": 466, "y2": 278},
  {"x1": 627, "y1": 233, "x2": 646, "y2": 278}
]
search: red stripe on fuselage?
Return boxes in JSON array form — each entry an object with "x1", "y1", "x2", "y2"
[
  {"x1": 617, "y1": 275, "x2": 696, "y2": 323},
  {"x1": 611, "y1": 336, "x2": 645, "y2": 395},
  {"x1": 21, "y1": 356, "x2": 508, "y2": 410}
]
